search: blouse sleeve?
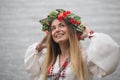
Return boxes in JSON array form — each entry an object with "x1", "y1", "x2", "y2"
[
  {"x1": 86, "y1": 32, "x2": 120, "y2": 78},
  {"x1": 24, "y1": 42, "x2": 46, "y2": 80}
]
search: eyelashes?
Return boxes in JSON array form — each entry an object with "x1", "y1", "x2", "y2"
[{"x1": 51, "y1": 23, "x2": 65, "y2": 31}]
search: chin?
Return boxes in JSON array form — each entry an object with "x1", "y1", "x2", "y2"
[
  {"x1": 55, "y1": 40, "x2": 63, "y2": 44},
  {"x1": 54, "y1": 39, "x2": 68, "y2": 44}
]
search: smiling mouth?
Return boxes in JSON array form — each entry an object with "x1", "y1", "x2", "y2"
[{"x1": 55, "y1": 33, "x2": 64, "y2": 39}]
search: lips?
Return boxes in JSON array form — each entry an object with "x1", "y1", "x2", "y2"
[{"x1": 55, "y1": 32, "x2": 64, "y2": 39}]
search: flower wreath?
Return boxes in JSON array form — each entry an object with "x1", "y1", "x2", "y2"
[{"x1": 39, "y1": 9, "x2": 86, "y2": 40}]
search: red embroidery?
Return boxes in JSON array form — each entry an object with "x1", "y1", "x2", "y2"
[
  {"x1": 47, "y1": 57, "x2": 70, "y2": 79},
  {"x1": 89, "y1": 30, "x2": 94, "y2": 38}
]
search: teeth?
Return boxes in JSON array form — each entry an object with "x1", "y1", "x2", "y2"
[
  {"x1": 56, "y1": 33, "x2": 64, "y2": 38},
  {"x1": 57, "y1": 35, "x2": 62, "y2": 38}
]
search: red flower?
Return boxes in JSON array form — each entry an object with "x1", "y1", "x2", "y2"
[
  {"x1": 69, "y1": 18, "x2": 81, "y2": 26},
  {"x1": 74, "y1": 20, "x2": 78, "y2": 25},
  {"x1": 77, "y1": 21, "x2": 81, "y2": 25},
  {"x1": 58, "y1": 12, "x2": 64, "y2": 21},
  {"x1": 63, "y1": 13, "x2": 67, "y2": 18},
  {"x1": 69, "y1": 18, "x2": 76, "y2": 24},
  {"x1": 66, "y1": 11, "x2": 71, "y2": 14},
  {"x1": 57, "y1": 11, "x2": 71, "y2": 21},
  {"x1": 63, "y1": 11, "x2": 71, "y2": 18},
  {"x1": 69, "y1": 18, "x2": 73, "y2": 23}
]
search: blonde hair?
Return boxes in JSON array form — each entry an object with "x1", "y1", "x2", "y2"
[{"x1": 43, "y1": 20, "x2": 84, "y2": 80}]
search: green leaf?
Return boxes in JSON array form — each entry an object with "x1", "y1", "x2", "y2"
[
  {"x1": 76, "y1": 25, "x2": 84, "y2": 33},
  {"x1": 39, "y1": 18, "x2": 48, "y2": 24},
  {"x1": 67, "y1": 13, "x2": 74, "y2": 18},
  {"x1": 56, "y1": 9, "x2": 65, "y2": 12},
  {"x1": 49, "y1": 11, "x2": 57, "y2": 17},
  {"x1": 73, "y1": 16, "x2": 81, "y2": 20}
]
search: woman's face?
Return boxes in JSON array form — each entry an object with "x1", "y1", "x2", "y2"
[{"x1": 51, "y1": 19, "x2": 69, "y2": 44}]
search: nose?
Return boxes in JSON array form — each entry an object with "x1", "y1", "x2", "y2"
[{"x1": 55, "y1": 26, "x2": 60, "y2": 32}]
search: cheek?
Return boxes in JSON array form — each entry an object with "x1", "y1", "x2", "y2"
[
  {"x1": 51, "y1": 31, "x2": 55, "y2": 39},
  {"x1": 65, "y1": 30, "x2": 69, "y2": 39},
  {"x1": 66, "y1": 30, "x2": 69, "y2": 37},
  {"x1": 66, "y1": 33, "x2": 69, "y2": 39}
]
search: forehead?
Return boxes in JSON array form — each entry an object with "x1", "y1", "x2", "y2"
[{"x1": 51, "y1": 19, "x2": 65, "y2": 26}]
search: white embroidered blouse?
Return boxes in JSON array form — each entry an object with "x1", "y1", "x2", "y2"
[{"x1": 24, "y1": 32, "x2": 120, "y2": 80}]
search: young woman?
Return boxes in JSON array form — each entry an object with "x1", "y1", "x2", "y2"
[{"x1": 24, "y1": 9, "x2": 120, "y2": 80}]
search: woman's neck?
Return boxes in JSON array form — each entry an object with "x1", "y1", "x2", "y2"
[
  {"x1": 59, "y1": 41, "x2": 69, "y2": 57},
  {"x1": 58, "y1": 41, "x2": 70, "y2": 67}
]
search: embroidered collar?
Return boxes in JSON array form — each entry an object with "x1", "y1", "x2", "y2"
[{"x1": 47, "y1": 56, "x2": 70, "y2": 80}]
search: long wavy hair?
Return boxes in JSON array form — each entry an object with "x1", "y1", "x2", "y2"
[{"x1": 43, "y1": 19, "x2": 84, "y2": 80}]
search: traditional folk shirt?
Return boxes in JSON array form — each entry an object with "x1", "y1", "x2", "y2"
[{"x1": 24, "y1": 32, "x2": 120, "y2": 80}]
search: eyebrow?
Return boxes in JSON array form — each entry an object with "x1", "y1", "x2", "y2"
[{"x1": 51, "y1": 22, "x2": 63, "y2": 28}]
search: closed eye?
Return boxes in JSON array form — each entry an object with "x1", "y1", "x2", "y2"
[
  {"x1": 59, "y1": 23, "x2": 65, "y2": 27},
  {"x1": 51, "y1": 22, "x2": 66, "y2": 31}
]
